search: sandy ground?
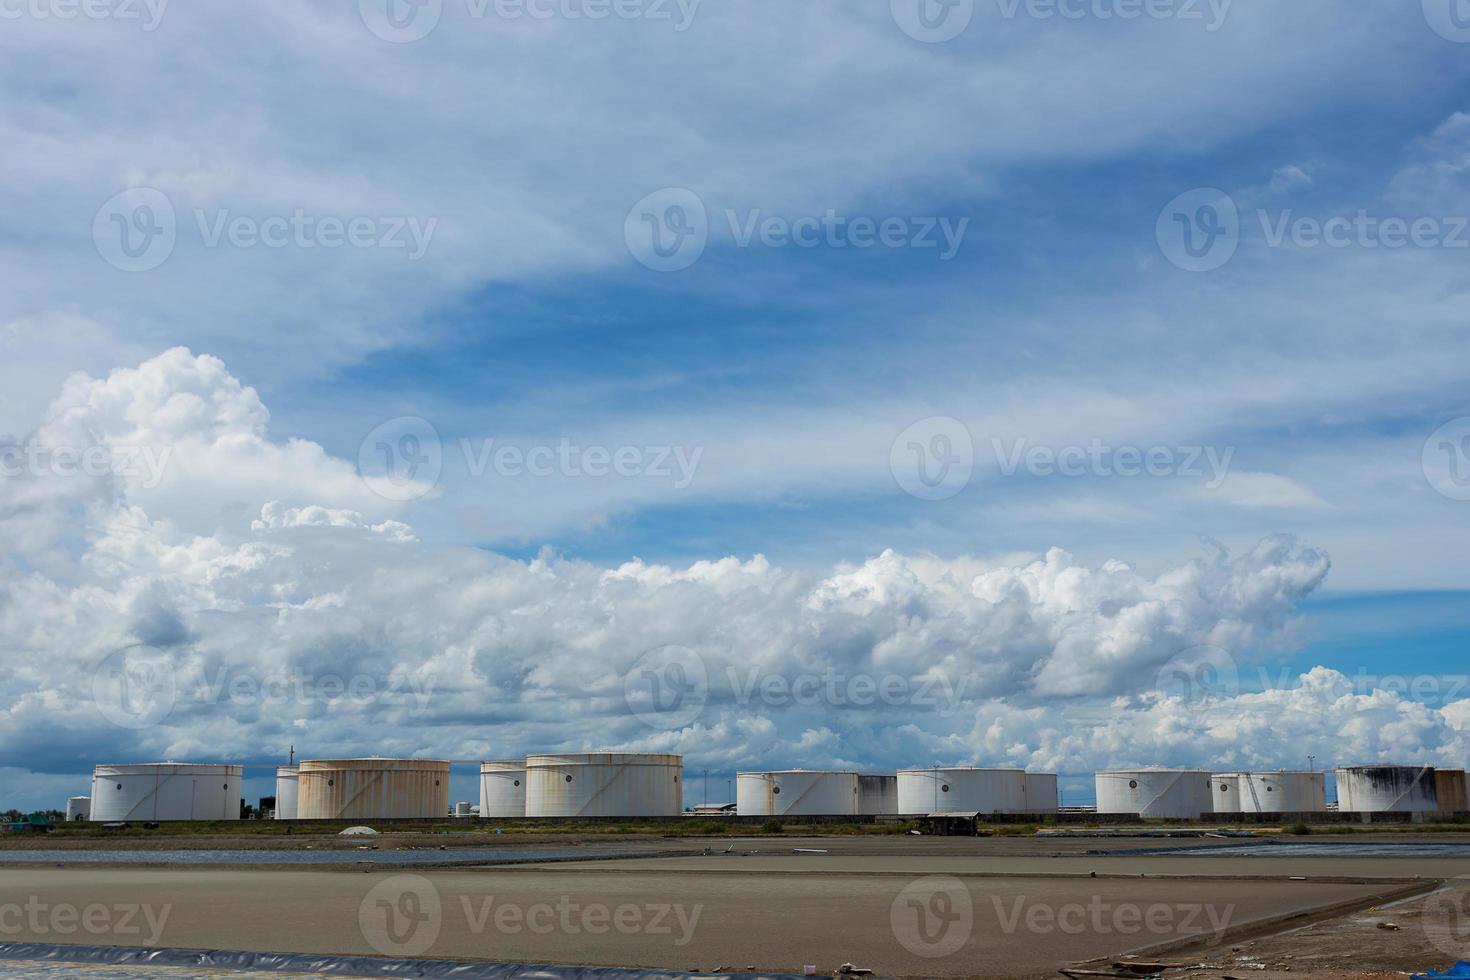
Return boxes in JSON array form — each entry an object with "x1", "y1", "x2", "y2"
[{"x1": 0, "y1": 834, "x2": 1466, "y2": 977}]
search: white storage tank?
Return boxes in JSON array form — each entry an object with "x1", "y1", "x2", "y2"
[
  {"x1": 1211, "y1": 772, "x2": 1326, "y2": 813},
  {"x1": 1023, "y1": 773, "x2": 1059, "y2": 813},
  {"x1": 90, "y1": 763, "x2": 243, "y2": 822},
  {"x1": 274, "y1": 766, "x2": 299, "y2": 820},
  {"x1": 65, "y1": 797, "x2": 91, "y2": 822},
  {"x1": 857, "y1": 773, "x2": 898, "y2": 815},
  {"x1": 1336, "y1": 765, "x2": 1438, "y2": 813},
  {"x1": 897, "y1": 768, "x2": 1026, "y2": 814},
  {"x1": 1095, "y1": 769, "x2": 1214, "y2": 819},
  {"x1": 525, "y1": 753, "x2": 682, "y2": 817},
  {"x1": 736, "y1": 771, "x2": 859, "y2": 816},
  {"x1": 296, "y1": 759, "x2": 450, "y2": 820},
  {"x1": 479, "y1": 760, "x2": 527, "y2": 818}
]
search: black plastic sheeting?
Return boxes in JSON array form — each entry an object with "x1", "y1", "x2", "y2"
[{"x1": 0, "y1": 944, "x2": 823, "y2": 980}]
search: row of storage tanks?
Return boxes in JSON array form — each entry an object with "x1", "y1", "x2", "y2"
[
  {"x1": 79, "y1": 759, "x2": 1470, "y2": 822},
  {"x1": 1096, "y1": 765, "x2": 1470, "y2": 819}
]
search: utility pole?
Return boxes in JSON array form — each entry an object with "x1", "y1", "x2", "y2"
[{"x1": 703, "y1": 769, "x2": 709, "y2": 807}]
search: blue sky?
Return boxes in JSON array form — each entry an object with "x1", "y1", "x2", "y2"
[{"x1": 2, "y1": 0, "x2": 1470, "y2": 810}]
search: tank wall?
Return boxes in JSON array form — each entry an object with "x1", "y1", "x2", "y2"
[
  {"x1": 857, "y1": 774, "x2": 898, "y2": 815},
  {"x1": 897, "y1": 769, "x2": 1026, "y2": 814},
  {"x1": 297, "y1": 761, "x2": 450, "y2": 819},
  {"x1": 90, "y1": 765, "x2": 242, "y2": 821},
  {"x1": 736, "y1": 773, "x2": 776, "y2": 816},
  {"x1": 1435, "y1": 770, "x2": 1468, "y2": 815},
  {"x1": 479, "y1": 763, "x2": 527, "y2": 818},
  {"x1": 1023, "y1": 773, "x2": 1058, "y2": 813},
  {"x1": 1096, "y1": 771, "x2": 1213, "y2": 819},
  {"x1": 525, "y1": 755, "x2": 682, "y2": 817},
  {"x1": 274, "y1": 767, "x2": 298, "y2": 820},
  {"x1": 1336, "y1": 766, "x2": 1438, "y2": 813}
]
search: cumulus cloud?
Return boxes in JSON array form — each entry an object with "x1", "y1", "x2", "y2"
[{"x1": 1, "y1": 348, "x2": 1464, "y2": 807}]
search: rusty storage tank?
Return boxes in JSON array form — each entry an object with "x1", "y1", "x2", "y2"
[
  {"x1": 478, "y1": 760, "x2": 527, "y2": 818},
  {"x1": 1023, "y1": 772, "x2": 1059, "y2": 813},
  {"x1": 274, "y1": 765, "x2": 298, "y2": 819},
  {"x1": 897, "y1": 768, "x2": 1027, "y2": 814},
  {"x1": 1435, "y1": 769, "x2": 1468, "y2": 816},
  {"x1": 1095, "y1": 769, "x2": 1214, "y2": 819},
  {"x1": 1335, "y1": 765, "x2": 1438, "y2": 813},
  {"x1": 1211, "y1": 771, "x2": 1326, "y2": 813},
  {"x1": 90, "y1": 763, "x2": 243, "y2": 821},
  {"x1": 296, "y1": 758, "x2": 450, "y2": 820},
  {"x1": 857, "y1": 773, "x2": 898, "y2": 814},
  {"x1": 736, "y1": 771, "x2": 859, "y2": 816},
  {"x1": 524, "y1": 753, "x2": 682, "y2": 817}
]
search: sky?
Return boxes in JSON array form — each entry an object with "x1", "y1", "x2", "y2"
[{"x1": 2, "y1": 0, "x2": 1470, "y2": 810}]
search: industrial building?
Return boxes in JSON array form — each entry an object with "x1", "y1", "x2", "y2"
[
  {"x1": 736, "y1": 771, "x2": 858, "y2": 816},
  {"x1": 897, "y1": 768, "x2": 1027, "y2": 814},
  {"x1": 524, "y1": 752, "x2": 682, "y2": 817},
  {"x1": 1096, "y1": 769, "x2": 1214, "y2": 819},
  {"x1": 1335, "y1": 765, "x2": 1438, "y2": 813},
  {"x1": 478, "y1": 760, "x2": 527, "y2": 818},
  {"x1": 89, "y1": 763, "x2": 243, "y2": 822},
  {"x1": 1211, "y1": 771, "x2": 1326, "y2": 813},
  {"x1": 64, "y1": 797, "x2": 90, "y2": 822},
  {"x1": 273, "y1": 765, "x2": 298, "y2": 820},
  {"x1": 296, "y1": 758, "x2": 450, "y2": 820}
]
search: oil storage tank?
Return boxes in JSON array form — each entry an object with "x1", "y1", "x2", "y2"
[
  {"x1": 65, "y1": 797, "x2": 91, "y2": 822},
  {"x1": 90, "y1": 763, "x2": 243, "y2": 821},
  {"x1": 274, "y1": 766, "x2": 298, "y2": 820},
  {"x1": 296, "y1": 759, "x2": 450, "y2": 820},
  {"x1": 1335, "y1": 765, "x2": 1438, "y2": 814},
  {"x1": 525, "y1": 753, "x2": 682, "y2": 817},
  {"x1": 736, "y1": 771, "x2": 859, "y2": 816},
  {"x1": 479, "y1": 760, "x2": 527, "y2": 818},
  {"x1": 1211, "y1": 772, "x2": 1326, "y2": 813},
  {"x1": 857, "y1": 773, "x2": 898, "y2": 815},
  {"x1": 897, "y1": 768, "x2": 1026, "y2": 814},
  {"x1": 1023, "y1": 773, "x2": 1059, "y2": 813},
  {"x1": 1095, "y1": 769, "x2": 1214, "y2": 819},
  {"x1": 1435, "y1": 769, "x2": 1469, "y2": 816}
]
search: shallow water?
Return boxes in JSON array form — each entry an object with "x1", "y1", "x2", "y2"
[
  {"x1": 1, "y1": 967, "x2": 328, "y2": 979},
  {"x1": 1146, "y1": 841, "x2": 1470, "y2": 857},
  {"x1": 0, "y1": 847, "x2": 634, "y2": 865}
]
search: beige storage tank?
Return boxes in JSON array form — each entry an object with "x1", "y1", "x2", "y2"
[
  {"x1": 525, "y1": 753, "x2": 682, "y2": 817},
  {"x1": 65, "y1": 797, "x2": 91, "y2": 822},
  {"x1": 478, "y1": 760, "x2": 527, "y2": 818},
  {"x1": 1435, "y1": 769, "x2": 1468, "y2": 816},
  {"x1": 296, "y1": 759, "x2": 450, "y2": 820},
  {"x1": 90, "y1": 763, "x2": 243, "y2": 822}
]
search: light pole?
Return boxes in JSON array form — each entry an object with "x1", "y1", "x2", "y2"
[{"x1": 703, "y1": 769, "x2": 709, "y2": 807}]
